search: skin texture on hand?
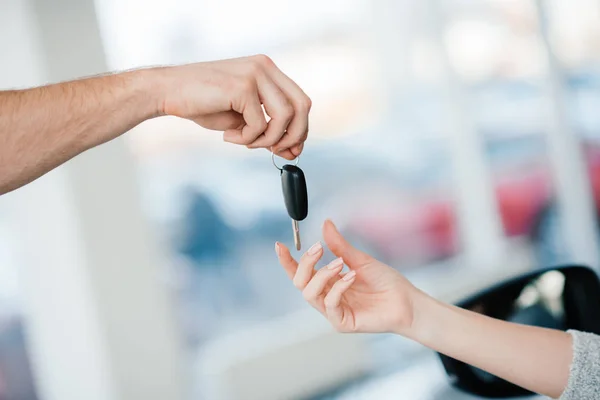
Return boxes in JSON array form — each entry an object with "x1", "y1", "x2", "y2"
[
  {"x1": 276, "y1": 219, "x2": 418, "y2": 334},
  {"x1": 277, "y1": 220, "x2": 572, "y2": 399},
  {"x1": 158, "y1": 55, "x2": 311, "y2": 158},
  {"x1": 0, "y1": 54, "x2": 309, "y2": 195}
]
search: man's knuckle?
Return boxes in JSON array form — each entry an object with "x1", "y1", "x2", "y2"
[
  {"x1": 253, "y1": 54, "x2": 274, "y2": 67},
  {"x1": 263, "y1": 137, "x2": 278, "y2": 147},
  {"x1": 300, "y1": 130, "x2": 309, "y2": 142},
  {"x1": 245, "y1": 60, "x2": 262, "y2": 76},
  {"x1": 277, "y1": 104, "x2": 294, "y2": 120},
  {"x1": 258, "y1": 119, "x2": 268, "y2": 132},
  {"x1": 239, "y1": 135, "x2": 255, "y2": 145},
  {"x1": 299, "y1": 96, "x2": 312, "y2": 112},
  {"x1": 239, "y1": 76, "x2": 256, "y2": 93}
]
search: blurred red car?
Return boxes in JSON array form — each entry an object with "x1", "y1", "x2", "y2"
[{"x1": 341, "y1": 135, "x2": 600, "y2": 268}]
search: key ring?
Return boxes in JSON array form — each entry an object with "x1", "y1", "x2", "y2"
[{"x1": 272, "y1": 152, "x2": 300, "y2": 171}]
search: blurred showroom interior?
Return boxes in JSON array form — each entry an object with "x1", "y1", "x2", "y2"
[{"x1": 1, "y1": 0, "x2": 600, "y2": 399}]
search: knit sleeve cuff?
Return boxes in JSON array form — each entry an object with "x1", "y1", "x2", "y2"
[{"x1": 559, "y1": 330, "x2": 600, "y2": 400}]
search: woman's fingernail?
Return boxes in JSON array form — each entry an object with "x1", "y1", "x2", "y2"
[
  {"x1": 343, "y1": 270, "x2": 356, "y2": 281},
  {"x1": 327, "y1": 257, "x2": 344, "y2": 270},
  {"x1": 275, "y1": 242, "x2": 281, "y2": 256},
  {"x1": 307, "y1": 242, "x2": 322, "y2": 255},
  {"x1": 322, "y1": 219, "x2": 334, "y2": 230}
]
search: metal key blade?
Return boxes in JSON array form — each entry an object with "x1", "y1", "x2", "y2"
[{"x1": 292, "y1": 219, "x2": 301, "y2": 250}]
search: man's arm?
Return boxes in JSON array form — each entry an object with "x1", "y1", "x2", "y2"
[
  {"x1": 0, "y1": 71, "x2": 157, "y2": 194},
  {"x1": 0, "y1": 55, "x2": 311, "y2": 195}
]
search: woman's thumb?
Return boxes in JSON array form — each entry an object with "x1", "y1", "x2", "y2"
[{"x1": 322, "y1": 219, "x2": 371, "y2": 267}]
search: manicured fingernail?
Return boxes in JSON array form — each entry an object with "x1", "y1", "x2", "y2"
[
  {"x1": 327, "y1": 257, "x2": 344, "y2": 270},
  {"x1": 307, "y1": 242, "x2": 322, "y2": 255},
  {"x1": 343, "y1": 270, "x2": 356, "y2": 281},
  {"x1": 275, "y1": 242, "x2": 281, "y2": 256}
]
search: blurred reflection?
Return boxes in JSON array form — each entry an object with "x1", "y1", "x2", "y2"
[{"x1": 469, "y1": 270, "x2": 566, "y2": 327}]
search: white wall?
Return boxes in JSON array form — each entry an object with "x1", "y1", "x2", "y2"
[{"x1": 0, "y1": 1, "x2": 188, "y2": 399}]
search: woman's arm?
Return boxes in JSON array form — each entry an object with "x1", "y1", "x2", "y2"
[
  {"x1": 276, "y1": 220, "x2": 598, "y2": 399},
  {"x1": 407, "y1": 292, "x2": 572, "y2": 398},
  {"x1": 0, "y1": 55, "x2": 311, "y2": 195}
]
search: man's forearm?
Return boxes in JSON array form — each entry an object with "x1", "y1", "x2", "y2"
[
  {"x1": 0, "y1": 56, "x2": 312, "y2": 195},
  {"x1": 406, "y1": 291, "x2": 572, "y2": 399},
  {"x1": 0, "y1": 69, "x2": 161, "y2": 195}
]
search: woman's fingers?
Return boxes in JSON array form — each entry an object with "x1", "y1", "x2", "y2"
[
  {"x1": 302, "y1": 258, "x2": 344, "y2": 311},
  {"x1": 323, "y1": 220, "x2": 372, "y2": 267},
  {"x1": 275, "y1": 241, "x2": 324, "y2": 290},
  {"x1": 277, "y1": 241, "x2": 358, "y2": 330},
  {"x1": 292, "y1": 242, "x2": 324, "y2": 290},
  {"x1": 324, "y1": 270, "x2": 357, "y2": 327},
  {"x1": 276, "y1": 242, "x2": 298, "y2": 279}
]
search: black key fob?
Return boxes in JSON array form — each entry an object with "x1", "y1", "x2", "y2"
[{"x1": 281, "y1": 164, "x2": 308, "y2": 221}]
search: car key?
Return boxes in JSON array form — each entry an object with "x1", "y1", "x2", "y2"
[{"x1": 273, "y1": 154, "x2": 308, "y2": 251}]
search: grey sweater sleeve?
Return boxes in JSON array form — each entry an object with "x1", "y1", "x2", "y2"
[{"x1": 559, "y1": 330, "x2": 600, "y2": 400}]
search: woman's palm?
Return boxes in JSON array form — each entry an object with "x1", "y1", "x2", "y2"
[{"x1": 334, "y1": 258, "x2": 414, "y2": 333}]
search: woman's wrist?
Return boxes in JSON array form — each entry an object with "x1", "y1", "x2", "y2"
[{"x1": 394, "y1": 288, "x2": 451, "y2": 346}]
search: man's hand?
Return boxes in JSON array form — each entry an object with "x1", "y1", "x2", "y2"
[
  {"x1": 158, "y1": 55, "x2": 311, "y2": 160},
  {"x1": 0, "y1": 54, "x2": 311, "y2": 195}
]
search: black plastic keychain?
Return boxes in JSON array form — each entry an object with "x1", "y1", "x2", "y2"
[{"x1": 272, "y1": 153, "x2": 308, "y2": 250}]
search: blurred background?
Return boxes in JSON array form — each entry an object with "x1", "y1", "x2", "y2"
[{"x1": 1, "y1": 0, "x2": 600, "y2": 399}]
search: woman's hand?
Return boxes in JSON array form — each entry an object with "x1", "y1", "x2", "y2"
[
  {"x1": 277, "y1": 220, "x2": 576, "y2": 400},
  {"x1": 276, "y1": 219, "x2": 420, "y2": 334}
]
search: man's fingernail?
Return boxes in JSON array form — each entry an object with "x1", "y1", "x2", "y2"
[
  {"x1": 275, "y1": 242, "x2": 281, "y2": 256},
  {"x1": 307, "y1": 242, "x2": 322, "y2": 256},
  {"x1": 292, "y1": 144, "x2": 303, "y2": 156},
  {"x1": 343, "y1": 270, "x2": 356, "y2": 281},
  {"x1": 327, "y1": 257, "x2": 344, "y2": 270}
]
